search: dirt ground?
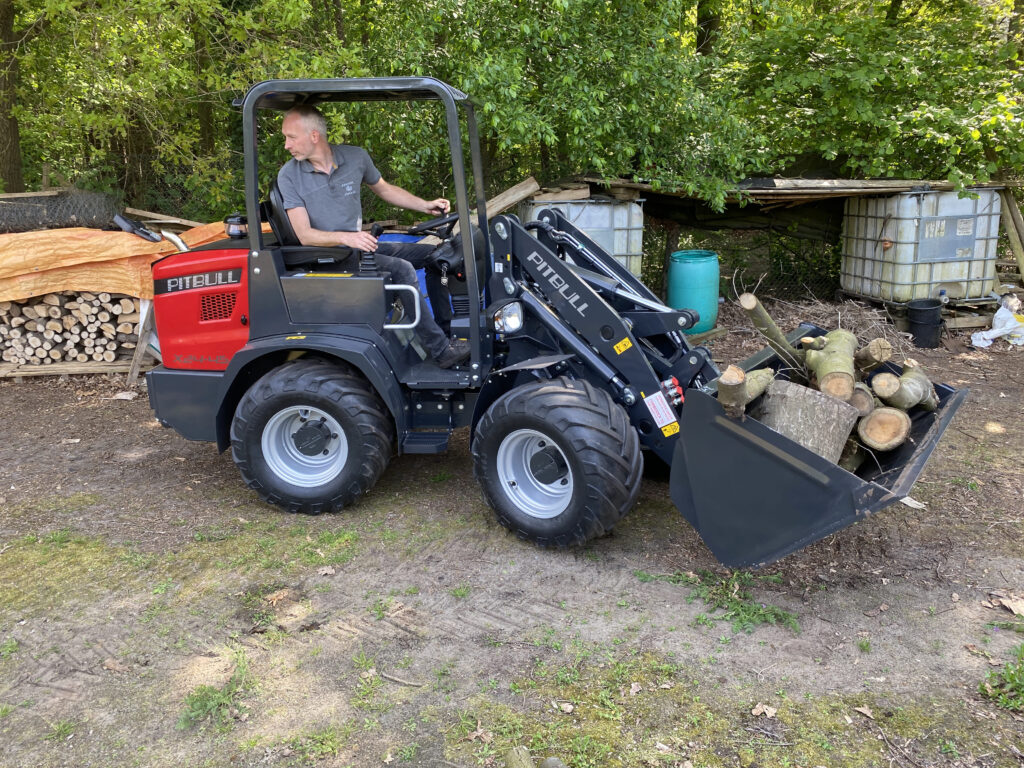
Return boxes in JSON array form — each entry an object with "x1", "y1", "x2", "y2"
[{"x1": 1, "y1": 302, "x2": 1023, "y2": 768}]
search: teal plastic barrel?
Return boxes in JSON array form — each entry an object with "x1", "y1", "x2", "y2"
[{"x1": 667, "y1": 250, "x2": 719, "y2": 334}]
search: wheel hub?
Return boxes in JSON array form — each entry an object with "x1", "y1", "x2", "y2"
[
  {"x1": 528, "y1": 445, "x2": 568, "y2": 485},
  {"x1": 292, "y1": 417, "x2": 333, "y2": 456},
  {"x1": 261, "y1": 405, "x2": 349, "y2": 488},
  {"x1": 496, "y1": 429, "x2": 574, "y2": 519}
]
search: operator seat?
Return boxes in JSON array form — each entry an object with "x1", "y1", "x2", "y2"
[
  {"x1": 263, "y1": 180, "x2": 365, "y2": 270},
  {"x1": 265, "y1": 179, "x2": 300, "y2": 247}
]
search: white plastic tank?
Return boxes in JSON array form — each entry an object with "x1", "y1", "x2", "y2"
[
  {"x1": 840, "y1": 189, "x2": 1001, "y2": 302},
  {"x1": 522, "y1": 196, "x2": 644, "y2": 276}
]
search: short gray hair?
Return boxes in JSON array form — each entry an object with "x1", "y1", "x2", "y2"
[{"x1": 285, "y1": 105, "x2": 328, "y2": 138}]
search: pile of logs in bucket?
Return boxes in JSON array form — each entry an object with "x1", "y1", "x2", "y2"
[{"x1": 718, "y1": 293, "x2": 940, "y2": 472}]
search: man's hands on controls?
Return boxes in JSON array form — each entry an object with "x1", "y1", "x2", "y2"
[
  {"x1": 339, "y1": 230, "x2": 379, "y2": 251},
  {"x1": 423, "y1": 198, "x2": 450, "y2": 216}
]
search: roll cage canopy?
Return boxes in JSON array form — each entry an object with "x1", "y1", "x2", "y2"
[{"x1": 237, "y1": 78, "x2": 487, "y2": 255}]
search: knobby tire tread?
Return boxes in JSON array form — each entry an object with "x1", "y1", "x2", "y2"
[{"x1": 230, "y1": 358, "x2": 392, "y2": 514}]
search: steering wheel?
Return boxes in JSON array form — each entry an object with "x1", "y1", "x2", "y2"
[{"x1": 407, "y1": 211, "x2": 459, "y2": 239}]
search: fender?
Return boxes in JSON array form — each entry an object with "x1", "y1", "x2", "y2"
[
  {"x1": 148, "y1": 332, "x2": 407, "y2": 451},
  {"x1": 470, "y1": 353, "x2": 576, "y2": 436}
]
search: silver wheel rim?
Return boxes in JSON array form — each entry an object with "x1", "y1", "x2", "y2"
[
  {"x1": 261, "y1": 405, "x2": 348, "y2": 487},
  {"x1": 496, "y1": 429, "x2": 573, "y2": 518}
]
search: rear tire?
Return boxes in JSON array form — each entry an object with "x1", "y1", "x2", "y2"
[
  {"x1": 231, "y1": 359, "x2": 393, "y2": 514},
  {"x1": 472, "y1": 377, "x2": 642, "y2": 546}
]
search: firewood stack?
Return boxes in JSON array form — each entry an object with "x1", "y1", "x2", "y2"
[
  {"x1": 719, "y1": 292, "x2": 941, "y2": 472},
  {"x1": 0, "y1": 292, "x2": 142, "y2": 366}
]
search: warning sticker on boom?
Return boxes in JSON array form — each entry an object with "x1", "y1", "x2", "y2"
[{"x1": 643, "y1": 391, "x2": 678, "y2": 433}]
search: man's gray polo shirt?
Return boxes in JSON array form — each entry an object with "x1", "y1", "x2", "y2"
[{"x1": 277, "y1": 144, "x2": 381, "y2": 232}]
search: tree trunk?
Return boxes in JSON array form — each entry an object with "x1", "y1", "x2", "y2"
[
  {"x1": 885, "y1": 0, "x2": 904, "y2": 22},
  {"x1": 191, "y1": 13, "x2": 215, "y2": 155},
  {"x1": 752, "y1": 379, "x2": 859, "y2": 464},
  {"x1": 696, "y1": 0, "x2": 720, "y2": 56},
  {"x1": 0, "y1": 0, "x2": 25, "y2": 193}
]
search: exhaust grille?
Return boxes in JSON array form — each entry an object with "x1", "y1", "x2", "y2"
[{"x1": 200, "y1": 291, "x2": 237, "y2": 321}]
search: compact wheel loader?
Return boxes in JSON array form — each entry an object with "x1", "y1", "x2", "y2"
[{"x1": 141, "y1": 77, "x2": 965, "y2": 567}]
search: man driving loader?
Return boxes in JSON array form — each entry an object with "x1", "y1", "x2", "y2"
[{"x1": 277, "y1": 104, "x2": 469, "y2": 368}]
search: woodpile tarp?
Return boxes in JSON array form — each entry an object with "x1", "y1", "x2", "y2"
[{"x1": 0, "y1": 223, "x2": 226, "y2": 302}]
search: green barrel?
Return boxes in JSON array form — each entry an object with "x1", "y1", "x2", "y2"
[{"x1": 667, "y1": 249, "x2": 719, "y2": 334}]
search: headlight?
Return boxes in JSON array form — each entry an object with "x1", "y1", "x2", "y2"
[
  {"x1": 492, "y1": 301, "x2": 524, "y2": 334},
  {"x1": 224, "y1": 213, "x2": 248, "y2": 239}
]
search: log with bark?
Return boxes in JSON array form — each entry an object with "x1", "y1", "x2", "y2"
[
  {"x1": 856, "y1": 406, "x2": 912, "y2": 452},
  {"x1": 716, "y1": 365, "x2": 775, "y2": 419},
  {"x1": 751, "y1": 379, "x2": 860, "y2": 464},
  {"x1": 803, "y1": 328, "x2": 858, "y2": 402},
  {"x1": 870, "y1": 359, "x2": 939, "y2": 412},
  {"x1": 738, "y1": 293, "x2": 805, "y2": 375},
  {"x1": 854, "y1": 338, "x2": 893, "y2": 374}
]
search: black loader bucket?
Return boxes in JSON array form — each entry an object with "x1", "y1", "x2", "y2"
[{"x1": 669, "y1": 325, "x2": 967, "y2": 568}]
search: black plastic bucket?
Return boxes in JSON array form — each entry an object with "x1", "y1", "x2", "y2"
[{"x1": 906, "y1": 298, "x2": 943, "y2": 348}]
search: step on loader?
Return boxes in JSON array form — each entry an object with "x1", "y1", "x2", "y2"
[{"x1": 140, "y1": 77, "x2": 966, "y2": 567}]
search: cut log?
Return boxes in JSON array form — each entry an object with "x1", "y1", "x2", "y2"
[
  {"x1": 857, "y1": 407, "x2": 912, "y2": 451},
  {"x1": 752, "y1": 379, "x2": 860, "y2": 463},
  {"x1": 717, "y1": 365, "x2": 774, "y2": 419},
  {"x1": 804, "y1": 328, "x2": 858, "y2": 401},
  {"x1": 849, "y1": 381, "x2": 876, "y2": 417},
  {"x1": 854, "y1": 338, "x2": 893, "y2": 373},
  {"x1": 871, "y1": 360, "x2": 938, "y2": 412},
  {"x1": 738, "y1": 293, "x2": 805, "y2": 374}
]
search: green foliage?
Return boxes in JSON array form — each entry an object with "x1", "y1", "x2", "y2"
[
  {"x1": 636, "y1": 569, "x2": 800, "y2": 633},
  {"x1": 177, "y1": 649, "x2": 255, "y2": 731},
  {"x1": 979, "y1": 643, "x2": 1024, "y2": 712},
  {"x1": 728, "y1": 1, "x2": 1024, "y2": 187},
  {"x1": 5, "y1": 0, "x2": 1022, "y2": 219},
  {"x1": 0, "y1": 638, "x2": 18, "y2": 660}
]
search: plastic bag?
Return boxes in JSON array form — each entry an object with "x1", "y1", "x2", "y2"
[{"x1": 971, "y1": 305, "x2": 1024, "y2": 348}]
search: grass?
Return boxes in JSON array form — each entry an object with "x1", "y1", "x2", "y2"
[
  {"x1": 0, "y1": 638, "x2": 18, "y2": 659},
  {"x1": 635, "y1": 569, "x2": 800, "y2": 633},
  {"x1": 44, "y1": 719, "x2": 77, "y2": 741},
  {"x1": 979, "y1": 643, "x2": 1024, "y2": 712},
  {"x1": 285, "y1": 722, "x2": 353, "y2": 761},
  {"x1": 177, "y1": 648, "x2": 256, "y2": 731}
]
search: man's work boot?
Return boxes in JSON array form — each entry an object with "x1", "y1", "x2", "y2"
[{"x1": 435, "y1": 338, "x2": 470, "y2": 369}]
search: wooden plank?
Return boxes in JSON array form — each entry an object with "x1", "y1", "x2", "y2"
[
  {"x1": 0, "y1": 189, "x2": 67, "y2": 200},
  {"x1": 999, "y1": 190, "x2": 1024, "y2": 279},
  {"x1": 483, "y1": 176, "x2": 541, "y2": 218},
  {"x1": 123, "y1": 207, "x2": 205, "y2": 229},
  {"x1": 126, "y1": 298, "x2": 157, "y2": 385},
  {"x1": 944, "y1": 313, "x2": 994, "y2": 330},
  {"x1": 533, "y1": 186, "x2": 591, "y2": 203},
  {"x1": 0, "y1": 360, "x2": 154, "y2": 378}
]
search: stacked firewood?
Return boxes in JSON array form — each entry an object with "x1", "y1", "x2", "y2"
[
  {"x1": 718, "y1": 293, "x2": 940, "y2": 471},
  {"x1": 0, "y1": 292, "x2": 142, "y2": 365}
]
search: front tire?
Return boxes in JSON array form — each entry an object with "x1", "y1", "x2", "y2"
[
  {"x1": 472, "y1": 377, "x2": 642, "y2": 546},
  {"x1": 231, "y1": 359, "x2": 393, "y2": 514}
]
